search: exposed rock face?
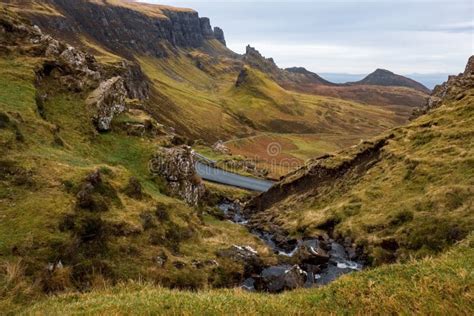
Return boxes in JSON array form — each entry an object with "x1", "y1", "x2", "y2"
[
  {"x1": 107, "y1": 60, "x2": 150, "y2": 100},
  {"x1": 413, "y1": 55, "x2": 474, "y2": 117},
  {"x1": 353, "y1": 68, "x2": 430, "y2": 93},
  {"x1": 54, "y1": 46, "x2": 101, "y2": 91},
  {"x1": 199, "y1": 17, "x2": 214, "y2": 39},
  {"x1": 150, "y1": 146, "x2": 205, "y2": 206},
  {"x1": 23, "y1": 0, "x2": 227, "y2": 57},
  {"x1": 213, "y1": 27, "x2": 226, "y2": 46},
  {"x1": 86, "y1": 76, "x2": 127, "y2": 131},
  {"x1": 243, "y1": 45, "x2": 333, "y2": 87},
  {"x1": 243, "y1": 45, "x2": 279, "y2": 75}
]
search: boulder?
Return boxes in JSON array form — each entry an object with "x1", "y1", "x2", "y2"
[
  {"x1": 86, "y1": 76, "x2": 127, "y2": 131},
  {"x1": 212, "y1": 140, "x2": 231, "y2": 155},
  {"x1": 216, "y1": 245, "x2": 263, "y2": 276},
  {"x1": 150, "y1": 146, "x2": 205, "y2": 206},
  {"x1": 293, "y1": 240, "x2": 330, "y2": 265},
  {"x1": 254, "y1": 265, "x2": 306, "y2": 293}
]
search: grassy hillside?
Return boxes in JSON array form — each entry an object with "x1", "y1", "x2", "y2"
[
  {"x1": 0, "y1": 36, "x2": 277, "y2": 311},
  {"x1": 138, "y1": 54, "x2": 404, "y2": 177},
  {"x1": 248, "y1": 80, "x2": 474, "y2": 264},
  {"x1": 22, "y1": 235, "x2": 474, "y2": 315}
]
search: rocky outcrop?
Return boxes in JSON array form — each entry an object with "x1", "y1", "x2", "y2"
[
  {"x1": 1, "y1": 10, "x2": 101, "y2": 91},
  {"x1": 199, "y1": 17, "x2": 214, "y2": 39},
  {"x1": 106, "y1": 60, "x2": 150, "y2": 100},
  {"x1": 414, "y1": 55, "x2": 474, "y2": 116},
  {"x1": 213, "y1": 27, "x2": 226, "y2": 46},
  {"x1": 235, "y1": 68, "x2": 249, "y2": 87},
  {"x1": 243, "y1": 45, "x2": 280, "y2": 76},
  {"x1": 21, "y1": 0, "x2": 227, "y2": 57},
  {"x1": 243, "y1": 45, "x2": 333, "y2": 87},
  {"x1": 212, "y1": 140, "x2": 231, "y2": 155},
  {"x1": 353, "y1": 69, "x2": 430, "y2": 94},
  {"x1": 86, "y1": 76, "x2": 127, "y2": 132},
  {"x1": 150, "y1": 146, "x2": 205, "y2": 206}
]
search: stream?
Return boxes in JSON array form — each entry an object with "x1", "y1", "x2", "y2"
[{"x1": 218, "y1": 201, "x2": 363, "y2": 292}]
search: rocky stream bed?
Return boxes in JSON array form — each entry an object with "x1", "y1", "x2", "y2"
[{"x1": 218, "y1": 201, "x2": 363, "y2": 293}]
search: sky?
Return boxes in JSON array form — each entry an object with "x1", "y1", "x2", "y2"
[{"x1": 140, "y1": 0, "x2": 473, "y2": 86}]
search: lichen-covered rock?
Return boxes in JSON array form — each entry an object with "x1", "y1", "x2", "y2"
[
  {"x1": 106, "y1": 60, "x2": 150, "y2": 100},
  {"x1": 55, "y1": 46, "x2": 100, "y2": 91},
  {"x1": 212, "y1": 140, "x2": 231, "y2": 155},
  {"x1": 86, "y1": 76, "x2": 127, "y2": 131},
  {"x1": 150, "y1": 146, "x2": 205, "y2": 206},
  {"x1": 0, "y1": 12, "x2": 101, "y2": 91}
]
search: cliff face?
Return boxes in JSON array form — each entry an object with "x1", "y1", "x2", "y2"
[{"x1": 22, "y1": 0, "x2": 226, "y2": 57}]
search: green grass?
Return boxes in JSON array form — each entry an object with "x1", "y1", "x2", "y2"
[
  {"x1": 0, "y1": 52, "x2": 281, "y2": 308},
  {"x1": 23, "y1": 235, "x2": 474, "y2": 315},
  {"x1": 251, "y1": 91, "x2": 474, "y2": 263}
]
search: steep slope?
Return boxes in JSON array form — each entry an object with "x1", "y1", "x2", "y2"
[
  {"x1": 6, "y1": 0, "x2": 230, "y2": 58},
  {"x1": 247, "y1": 56, "x2": 474, "y2": 264},
  {"x1": 241, "y1": 46, "x2": 428, "y2": 122},
  {"x1": 353, "y1": 68, "x2": 431, "y2": 93},
  {"x1": 3, "y1": 1, "x2": 429, "y2": 180},
  {"x1": 0, "y1": 8, "x2": 278, "y2": 302}
]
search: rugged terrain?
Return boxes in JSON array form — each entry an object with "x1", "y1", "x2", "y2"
[
  {"x1": 0, "y1": 0, "x2": 471, "y2": 314},
  {"x1": 248, "y1": 56, "x2": 474, "y2": 264},
  {"x1": 4, "y1": 0, "x2": 430, "y2": 179}
]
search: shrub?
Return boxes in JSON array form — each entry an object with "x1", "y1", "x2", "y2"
[
  {"x1": 140, "y1": 211, "x2": 157, "y2": 230},
  {"x1": 155, "y1": 204, "x2": 169, "y2": 222},
  {"x1": 124, "y1": 177, "x2": 143, "y2": 199},
  {"x1": 0, "y1": 111, "x2": 10, "y2": 128},
  {"x1": 389, "y1": 210, "x2": 414, "y2": 226}
]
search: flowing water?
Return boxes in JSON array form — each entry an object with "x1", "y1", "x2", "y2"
[{"x1": 218, "y1": 201, "x2": 363, "y2": 292}]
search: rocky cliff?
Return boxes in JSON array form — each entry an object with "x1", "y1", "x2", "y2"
[
  {"x1": 414, "y1": 56, "x2": 473, "y2": 116},
  {"x1": 242, "y1": 45, "x2": 334, "y2": 87},
  {"x1": 16, "y1": 0, "x2": 226, "y2": 58},
  {"x1": 353, "y1": 69, "x2": 430, "y2": 94}
]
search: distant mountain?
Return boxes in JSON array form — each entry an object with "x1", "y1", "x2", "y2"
[
  {"x1": 352, "y1": 69, "x2": 431, "y2": 93},
  {"x1": 321, "y1": 72, "x2": 449, "y2": 89}
]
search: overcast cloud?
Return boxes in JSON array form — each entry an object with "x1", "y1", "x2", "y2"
[{"x1": 140, "y1": 0, "x2": 473, "y2": 85}]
